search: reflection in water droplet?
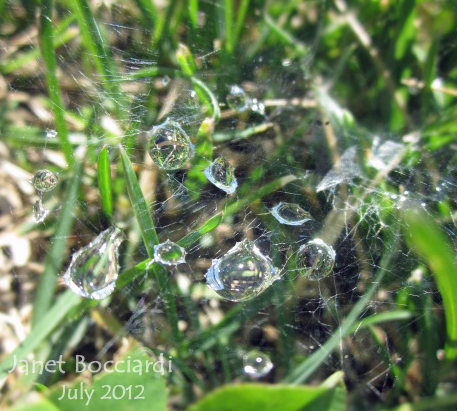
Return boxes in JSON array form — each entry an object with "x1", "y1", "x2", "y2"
[
  {"x1": 46, "y1": 129, "x2": 57, "y2": 138},
  {"x1": 205, "y1": 240, "x2": 277, "y2": 302},
  {"x1": 32, "y1": 169, "x2": 58, "y2": 192},
  {"x1": 270, "y1": 202, "x2": 313, "y2": 226},
  {"x1": 32, "y1": 200, "x2": 49, "y2": 223},
  {"x1": 154, "y1": 240, "x2": 186, "y2": 265},
  {"x1": 203, "y1": 157, "x2": 238, "y2": 194},
  {"x1": 147, "y1": 119, "x2": 194, "y2": 171},
  {"x1": 243, "y1": 350, "x2": 274, "y2": 378},
  {"x1": 63, "y1": 227, "x2": 125, "y2": 300},
  {"x1": 227, "y1": 85, "x2": 249, "y2": 112},
  {"x1": 297, "y1": 239, "x2": 335, "y2": 280}
]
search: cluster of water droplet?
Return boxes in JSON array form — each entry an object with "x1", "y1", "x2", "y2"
[
  {"x1": 226, "y1": 85, "x2": 265, "y2": 116},
  {"x1": 147, "y1": 119, "x2": 194, "y2": 171},
  {"x1": 205, "y1": 240, "x2": 278, "y2": 302},
  {"x1": 204, "y1": 156, "x2": 238, "y2": 194},
  {"x1": 296, "y1": 239, "x2": 336, "y2": 280},
  {"x1": 242, "y1": 350, "x2": 274, "y2": 378},
  {"x1": 63, "y1": 227, "x2": 125, "y2": 300}
]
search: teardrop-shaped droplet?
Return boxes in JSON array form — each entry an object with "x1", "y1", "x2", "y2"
[
  {"x1": 32, "y1": 169, "x2": 58, "y2": 192},
  {"x1": 227, "y1": 85, "x2": 249, "y2": 112},
  {"x1": 205, "y1": 240, "x2": 277, "y2": 302},
  {"x1": 270, "y1": 202, "x2": 313, "y2": 226},
  {"x1": 297, "y1": 238, "x2": 335, "y2": 280},
  {"x1": 147, "y1": 119, "x2": 194, "y2": 171},
  {"x1": 154, "y1": 240, "x2": 186, "y2": 265},
  {"x1": 203, "y1": 157, "x2": 238, "y2": 194},
  {"x1": 243, "y1": 350, "x2": 273, "y2": 378},
  {"x1": 32, "y1": 200, "x2": 49, "y2": 223},
  {"x1": 63, "y1": 227, "x2": 125, "y2": 300}
]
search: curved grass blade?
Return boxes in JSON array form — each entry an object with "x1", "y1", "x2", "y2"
[
  {"x1": 97, "y1": 146, "x2": 113, "y2": 217},
  {"x1": 403, "y1": 208, "x2": 457, "y2": 360},
  {"x1": 39, "y1": 0, "x2": 73, "y2": 166},
  {"x1": 32, "y1": 148, "x2": 85, "y2": 326}
]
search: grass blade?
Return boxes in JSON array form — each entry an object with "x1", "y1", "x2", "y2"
[
  {"x1": 119, "y1": 145, "x2": 181, "y2": 343},
  {"x1": 32, "y1": 148, "x2": 85, "y2": 326},
  {"x1": 97, "y1": 146, "x2": 113, "y2": 217},
  {"x1": 39, "y1": 0, "x2": 73, "y2": 166},
  {"x1": 233, "y1": 0, "x2": 250, "y2": 47},
  {"x1": 403, "y1": 208, "x2": 457, "y2": 360}
]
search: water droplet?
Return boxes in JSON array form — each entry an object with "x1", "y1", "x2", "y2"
[
  {"x1": 205, "y1": 240, "x2": 277, "y2": 302},
  {"x1": 32, "y1": 169, "x2": 58, "y2": 192},
  {"x1": 250, "y1": 98, "x2": 265, "y2": 116},
  {"x1": 296, "y1": 239, "x2": 335, "y2": 280},
  {"x1": 32, "y1": 200, "x2": 49, "y2": 223},
  {"x1": 147, "y1": 119, "x2": 194, "y2": 170},
  {"x1": 270, "y1": 202, "x2": 313, "y2": 226},
  {"x1": 162, "y1": 75, "x2": 170, "y2": 86},
  {"x1": 243, "y1": 350, "x2": 273, "y2": 378},
  {"x1": 46, "y1": 129, "x2": 57, "y2": 138},
  {"x1": 63, "y1": 227, "x2": 125, "y2": 300},
  {"x1": 282, "y1": 58, "x2": 291, "y2": 67},
  {"x1": 226, "y1": 85, "x2": 249, "y2": 112},
  {"x1": 203, "y1": 157, "x2": 238, "y2": 194},
  {"x1": 154, "y1": 240, "x2": 186, "y2": 265}
]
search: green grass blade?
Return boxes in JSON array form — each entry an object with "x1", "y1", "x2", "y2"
[
  {"x1": 233, "y1": 0, "x2": 250, "y2": 47},
  {"x1": 97, "y1": 146, "x2": 113, "y2": 217},
  {"x1": 349, "y1": 310, "x2": 414, "y2": 333},
  {"x1": 176, "y1": 43, "x2": 197, "y2": 76},
  {"x1": 189, "y1": 0, "x2": 198, "y2": 28},
  {"x1": 224, "y1": 0, "x2": 234, "y2": 53},
  {"x1": 0, "y1": 290, "x2": 80, "y2": 380},
  {"x1": 32, "y1": 149, "x2": 84, "y2": 326},
  {"x1": 379, "y1": 393, "x2": 457, "y2": 411},
  {"x1": 403, "y1": 208, "x2": 457, "y2": 360},
  {"x1": 178, "y1": 212, "x2": 223, "y2": 248},
  {"x1": 119, "y1": 145, "x2": 181, "y2": 342},
  {"x1": 39, "y1": 0, "x2": 73, "y2": 166}
]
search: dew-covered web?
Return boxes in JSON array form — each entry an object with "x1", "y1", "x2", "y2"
[{"x1": 1, "y1": 0, "x2": 456, "y2": 406}]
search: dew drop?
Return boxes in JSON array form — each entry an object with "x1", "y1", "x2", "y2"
[
  {"x1": 296, "y1": 239, "x2": 335, "y2": 280},
  {"x1": 147, "y1": 119, "x2": 194, "y2": 171},
  {"x1": 205, "y1": 239, "x2": 277, "y2": 302},
  {"x1": 203, "y1": 156, "x2": 238, "y2": 194},
  {"x1": 32, "y1": 169, "x2": 58, "y2": 192},
  {"x1": 46, "y1": 129, "x2": 57, "y2": 138},
  {"x1": 162, "y1": 75, "x2": 170, "y2": 86},
  {"x1": 63, "y1": 227, "x2": 125, "y2": 300},
  {"x1": 243, "y1": 350, "x2": 274, "y2": 378},
  {"x1": 249, "y1": 98, "x2": 265, "y2": 116},
  {"x1": 154, "y1": 240, "x2": 186, "y2": 266},
  {"x1": 226, "y1": 85, "x2": 249, "y2": 112},
  {"x1": 32, "y1": 200, "x2": 49, "y2": 223},
  {"x1": 270, "y1": 202, "x2": 313, "y2": 226}
]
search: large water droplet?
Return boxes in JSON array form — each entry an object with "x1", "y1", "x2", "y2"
[
  {"x1": 270, "y1": 202, "x2": 313, "y2": 226},
  {"x1": 32, "y1": 200, "x2": 49, "y2": 223},
  {"x1": 205, "y1": 240, "x2": 277, "y2": 302},
  {"x1": 63, "y1": 227, "x2": 125, "y2": 300},
  {"x1": 32, "y1": 169, "x2": 58, "y2": 192},
  {"x1": 147, "y1": 119, "x2": 194, "y2": 171},
  {"x1": 243, "y1": 350, "x2": 274, "y2": 378},
  {"x1": 154, "y1": 240, "x2": 186, "y2": 265},
  {"x1": 203, "y1": 157, "x2": 238, "y2": 194},
  {"x1": 227, "y1": 85, "x2": 249, "y2": 112},
  {"x1": 296, "y1": 239, "x2": 335, "y2": 280}
]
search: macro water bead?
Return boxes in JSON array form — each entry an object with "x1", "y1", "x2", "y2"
[
  {"x1": 63, "y1": 227, "x2": 125, "y2": 300},
  {"x1": 226, "y1": 85, "x2": 249, "y2": 112},
  {"x1": 297, "y1": 239, "x2": 336, "y2": 280},
  {"x1": 243, "y1": 350, "x2": 274, "y2": 378},
  {"x1": 32, "y1": 169, "x2": 58, "y2": 192},
  {"x1": 270, "y1": 202, "x2": 313, "y2": 226},
  {"x1": 205, "y1": 239, "x2": 278, "y2": 302},
  {"x1": 154, "y1": 240, "x2": 186, "y2": 266},
  {"x1": 203, "y1": 156, "x2": 238, "y2": 194},
  {"x1": 147, "y1": 119, "x2": 194, "y2": 170},
  {"x1": 32, "y1": 200, "x2": 49, "y2": 223}
]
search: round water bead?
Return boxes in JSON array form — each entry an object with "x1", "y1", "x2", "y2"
[
  {"x1": 147, "y1": 119, "x2": 194, "y2": 171},
  {"x1": 297, "y1": 239, "x2": 336, "y2": 280},
  {"x1": 203, "y1": 156, "x2": 238, "y2": 194},
  {"x1": 226, "y1": 85, "x2": 249, "y2": 112},
  {"x1": 32, "y1": 200, "x2": 49, "y2": 223},
  {"x1": 32, "y1": 169, "x2": 58, "y2": 192},
  {"x1": 63, "y1": 226, "x2": 125, "y2": 300},
  {"x1": 270, "y1": 202, "x2": 313, "y2": 226},
  {"x1": 205, "y1": 240, "x2": 278, "y2": 302},
  {"x1": 154, "y1": 240, "x2": 186, "y2": 266},
  {"x1": 243, "y1": 350, "x2": 274, "y2": 378}
]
